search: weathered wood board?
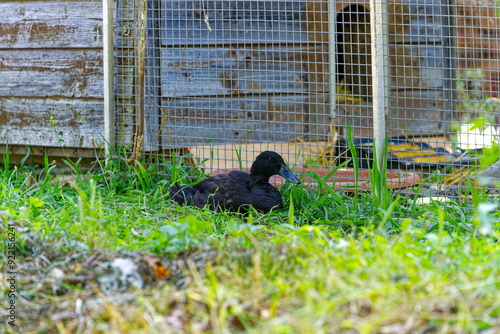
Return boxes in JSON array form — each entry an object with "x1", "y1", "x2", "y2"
[
  {"x1": 390, "y1": 44, "x2": 445, "y2": 90},
  {"x1": 0, "y1": 98, "x2": 104, "y2": 147},
  {"x1": 389, "y1": 90, "x2": 448, "y2": 131},
  {"x1": 0, "y1": 1, "x2": 104, "y2": 49},
  {"x1": 159, "y1": 40, "x2": 447, "y2": 100},
  {"x1": 160, "y1": 0, "x2": 309, "y2": 46},
  {"x1": 161, "y1": 46, "x2": 329, "y2": 98},
  {"x1": 159, "y1": 95, "x2": 332, "y2": 147},
  {"x1": 0, "y1": 50, "x2": 103, "y2": 98},
  {"x1": 405, "y1": 0, "x2": 446, "y2": 43},
  {"x1": 337, "y1": 90, "x2": 449, "y2": 138}
]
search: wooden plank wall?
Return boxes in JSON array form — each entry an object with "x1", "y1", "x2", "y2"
[{"x1": 0, "y1": 0, "x2": 105, "y2": 149}]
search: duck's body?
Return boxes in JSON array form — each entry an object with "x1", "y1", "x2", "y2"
[{"x1": 169, "y1": 151, "x2": 300, "y2": 213}]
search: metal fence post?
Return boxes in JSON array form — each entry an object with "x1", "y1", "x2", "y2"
[
  {"x1": 370, "y1": 0, "x2": 390, "y2": 199},
  {"x1": 328, "y1": 0, "x2": 338, "y2": 144},
  {"x1": 103, "y1": 0, "x2": 115, "y2": 160}
]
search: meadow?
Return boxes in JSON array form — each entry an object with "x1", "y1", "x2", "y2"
[{"x1": 0, "y1": 149, "x2": 499, "y2": 333}]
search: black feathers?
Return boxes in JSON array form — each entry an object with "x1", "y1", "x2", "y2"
[{"x1": 169, "y1": 151, "x2": 300, "y2": 213}]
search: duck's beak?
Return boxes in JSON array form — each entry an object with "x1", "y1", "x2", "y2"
[{"x1": 278, "y1": 164, "x2": 301, "y2": 184}]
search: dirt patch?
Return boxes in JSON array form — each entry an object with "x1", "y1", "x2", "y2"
[{"x1": 0, "y1": 214, "x2": 217, "y2": 332}]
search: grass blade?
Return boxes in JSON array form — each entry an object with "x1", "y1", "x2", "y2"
[
  {"x1": 4, "y1": 140, "x2": 9, "y2": 175},
  {"x1": 346, "y1": 123, "x2": 359, "y2": 206}
]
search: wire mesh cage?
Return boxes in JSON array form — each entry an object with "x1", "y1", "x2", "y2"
[{"x1": 114, "y1": 0, "x2": 500, "y2": 206}]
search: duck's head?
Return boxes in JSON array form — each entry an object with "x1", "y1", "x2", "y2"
[{"x1": 250, "y1": 151, "x2": 301, "y2": 184}]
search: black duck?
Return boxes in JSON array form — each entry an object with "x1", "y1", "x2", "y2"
[{"x1": 169, "y1": 151, "x2": 300, "y2": 213}]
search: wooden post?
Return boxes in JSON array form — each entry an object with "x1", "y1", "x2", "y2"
[
  {"x1": 103, "y1": 0, "x2": 115, "y2": 159},
  {"x1": 370, "y1": 0, "x2": 389, "y2": 196}
]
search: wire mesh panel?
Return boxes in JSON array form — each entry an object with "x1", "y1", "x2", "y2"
[
  {"x1": 450, "y1": 0, "x2": 500, "y2": 201},
  {"x1": 115, "y1": 0, "x2": 142, "y2": 150},
  {"x1": 148, "y1": 0, "x2": 335, "y2": 173},
  {"x1": 365, "y1": 0, "x2": 500, "y2": 205},
  {"x1": 375, "y1": 0, "x2": 460, "y2": 200},
  {"x1": 114, "y1": 0, "x2": 500, "y2": 206}
]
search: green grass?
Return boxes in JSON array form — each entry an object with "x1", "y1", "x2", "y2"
[{"x1": 0, "y1": 154, "x2": 499, "y2": 333}]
